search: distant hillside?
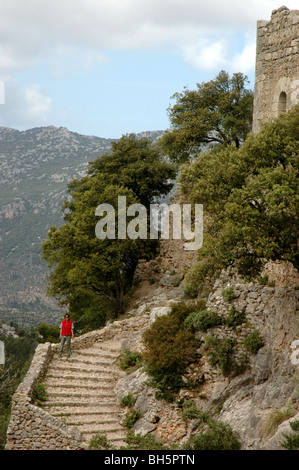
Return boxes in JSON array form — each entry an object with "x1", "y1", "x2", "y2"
[{"x1": 0, "y1": 126, "x2": 164, "y2": 326}]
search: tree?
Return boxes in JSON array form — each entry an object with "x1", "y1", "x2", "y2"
[
  {"x1": 86, "y1": 133, "x2": 176, "y2": 207},
  {"x1": 181, "y1": 104, "x2": 299, "y2": 296},
  {"x1": 158, "y1": 70, "x2": 254, "y2": 164},
  {"x1": 42, "y1": 134, "x2": 175, "y2": 320}
]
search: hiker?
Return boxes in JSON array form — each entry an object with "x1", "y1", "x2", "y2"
[{"x1": 59, "y1": 313, "x2": 74, "y2": 359}]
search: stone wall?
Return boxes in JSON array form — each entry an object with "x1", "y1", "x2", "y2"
[
  {"x1": 115, "y1": 266, "x2": 299, "y2": 449},
  {"x1": 5, "y1": 343, "x2": 85, "y2": 450},
  {"x1": 5, "y1": 314, "x2": 149, "y2": 450},
  {"x1": 252, "y1": 6, "x2": 299, "y2": 133}
]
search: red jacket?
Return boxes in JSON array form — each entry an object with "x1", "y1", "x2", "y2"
[{"x1": 61, "y1": 319, "x2": 73, "y2": 336}]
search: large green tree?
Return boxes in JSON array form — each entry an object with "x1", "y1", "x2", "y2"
[
  {"x1": 42, "y1": 134, "x2": 175, "y2": 322},
  {"x1": 158, "y1": 70, "x2": 254, "y2": 164},
  {"x1": 180, "y1": 104, "x2": 299, "y2": 296}
]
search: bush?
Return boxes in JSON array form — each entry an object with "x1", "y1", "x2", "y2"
[
  {"x1": 122, "y1": 431, "x2": 170, "y2": 450},
  {"x1": 123, "y1": 410, "x2": 141, "y2": 429},
  {"x1": 225, "y1": 306, "x2": 246, "y2": 328},
  {"x1": 244, "y1": 329, "x2": 264, "y2": 355},
  {"x1": 119, "y1": 350, "x2": 142, "y2": 373},
  {"x1": 281, "y1": 420, "x2": 299, "y2": 450},
  {"x1": 281, "y1": 432, "x2": 299, "y2": 450},
  {"x1": 89, "y1": 433, "x2": 114, "y2": 450},
  {"x1": 184, "y1": 309, "x2": 223, "y2": 332},
  {"x1": 204, "y1": 334, "x2": 248, "y2": 377},
  {"x1": 222, "y1": 287, "x2": 236, "y2": 302},
  {"x1": 182, "y1": 420, "x2": 241, "y2": 450},
  {"x1": 142, "y1": 302, "x2": 201, "y2": 400},
  {"x1": 37, "y1": 323, "x2": 60, "y2": 343},
  {"x1": 180, "y1": 399, "x2": 210, "y2": 424},
  {"x1": 32, "y1": 382, "x2": 47, "y2": 405},
  {"x1": 120, "y1": 393, "x2": 136, "y2": 408},
  {"x1": 205, "y1": 335, "x2": 235, "y2": 377}
]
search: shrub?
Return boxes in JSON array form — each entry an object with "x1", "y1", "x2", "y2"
[
  {"x1": 120, "y1": 393, "x2": 136, "y2": 408},
  {"x1": 281, "y1": 420, "x2": 299, "y2": 450},
  {"x1": 119, "y1": 350, "x2": 142, "y2": 373},
  {"x1": 89, "y1": 433, "x2": 114, "y2": 450},
  {"x1": 122, "y1": 431, "x2": 170, "y2": 450},
  {"x1": 205, "y1": 335, "x2": 236, "y2": 377},
  {"x1": 222, "y1": 287, "x2": 236, "y2": 302},
  {"x1": 290, "y1": 419, "x2": 299, "y2": 432},
  {"x1": 180, "y1": 399, "x2": 210, "y2": 424},
  {"x1": 281, "y1": 432, "x2": 299, "y2": 450},
  {"x1": 225, "y1": 306, "x2": 246, "y2": 328},
  {"x1": 266, "y1": 406, "x2": 295, "y2": 437},
  {"x1": 182, "y1": 420, "x2": 241, "y2": 450},
  {"x1": 244, "y1": 329, "x2": 264, "y2": 355},
  {"x1": 32, "y1": 382, "x2": 47, "y2": 405},
  {"x1": 142, "y1": 302, "x2": 202, "y2": 400},
  {"x1": 184, "y1": 309, "x2": 223, "y2": 332},
  {"x1": 123, "y1": 410, "x2": 141, "y2": 429}
]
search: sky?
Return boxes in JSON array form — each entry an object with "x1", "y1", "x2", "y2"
[{"x1": 0, "y1": 1, "x2": 298, "y2": 139}]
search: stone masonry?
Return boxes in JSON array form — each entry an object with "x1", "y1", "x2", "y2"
[{"x1": 252, "y1": 6, "x2": 299, "y2": 133}]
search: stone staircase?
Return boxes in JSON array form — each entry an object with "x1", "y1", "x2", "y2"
[{"x1": 41, "y1": 339, "x2": 127, "y2": 448}]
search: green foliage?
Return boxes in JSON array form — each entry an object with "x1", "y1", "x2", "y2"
[
  {"x1": 32, "y1": 382, "x2": 47, "y2": 405},
  {"x1": 222, "y1": 287, "x2": 236, "y2": 302},
  {"x1": 184, "y1": 309, "x2": 223, "y2": 332},
  {"x1": 266, "y1": 406, "x2": 295, "y2": 437},
  {"x1": 120, "y1": 393, "x2": 136, "y2": 408},
  {"x1": 37, "y1": 323, "x2": 60, "y2": 343},
  {"x1": 182, "y1": 420, "x2": 241, "y2": 450},
  {"x1": 243, "y1": 329, "x2": 264, "y2": 355},
  {"x1": 123, "y1": 409, "x2": 141, "y2": 429},
  {"x1": 42, "y1": 134, "x2": 175, "y2": 319},
  {"x1": 122, "y1": 430, "x2": 170, "y2": 450},
  {"x1": 179, "y1": 399, "x2": 210, "y2": 424},
  {"x1": 281, "y1": 432, "x2": 299, "y2": 450},
  {"x1": 158, "y1": 70, "x2": 253, "y2": 165},
  {"x1": 205, "y1": 335, "x2": 236, "y2": 377},
  {"x1": 225, "y1": 306, "x2": 246, "y2": 329},
  {"x1": 119, "y1": 350, "x2": 143, "y2": 373},
  {"x1": 89, "y1": 433, "x2": 115, "y2": 450},
  {"x1": 181, "y1": 105, "x2": 299, "y2": 296},
  {"x1": 143, "y1": 302, "x2": 203, "y2": 400},
  {"x1": 290, "y1": 419, "x2": 299, "y2": 431}
]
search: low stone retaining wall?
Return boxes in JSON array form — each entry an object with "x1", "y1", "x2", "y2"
[
  {"x1": 5, "y1": 313, "x2": 149, "y2": 450},
  {"x1": 5, "y1": 343, "x2": 85, "y2": 450}
]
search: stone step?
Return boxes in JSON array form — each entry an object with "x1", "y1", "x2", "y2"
[
  {"x1": 43, "y1": 380, "x2": 115, "y2": 390},
  {"x1": 48, "y1": 357, "x2": 123, "y2": 370},
  {"x1": 82, "y1": 431, "x2": 126, "y2": 448},
  {"x1": 46, "y1": 364, "x2": 124, "y2": 379},
  {"x1": 46, "y1": 405, "x2": 122, "y2": 416},
  {"x1": 45, "y1": 390, "x2": 116, "y2": 401},
  {"x1": 40, "y1": 337, "x2": 128, "y2": 448},
  {"x1": 44, "y1": 373, "x2": 117, "y2": 386},
  {"x1": 62, "y1": 414, "x2": 121, "y2": 426}
]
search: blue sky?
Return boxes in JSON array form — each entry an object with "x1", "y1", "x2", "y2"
[{"x1": 0, "y1": 1, "x2": 298, "y2": 139}]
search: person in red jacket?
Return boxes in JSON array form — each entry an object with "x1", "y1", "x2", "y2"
[{"x1": 59, "y1": 313, "x2": 74, "y2": 359}]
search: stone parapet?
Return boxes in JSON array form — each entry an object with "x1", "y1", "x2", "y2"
[{"x1": 5, "y1": 343, "x2": 86, "y2": 450}]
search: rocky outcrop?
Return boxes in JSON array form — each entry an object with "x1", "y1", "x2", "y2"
[
  {"x1": 114, "y1": 261, "x2": 299, "y2": 450},
  {"x1": 5, "y1": 218, "x2": 299, "y2": 450}
]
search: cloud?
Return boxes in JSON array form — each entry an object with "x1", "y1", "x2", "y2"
[
  {"x1": 0, "y1": 78, "x2": 52, "y2": 129},
  {"x1": 181, "y1": 38, "x2": 228, "y2": 72},
  {"x1": 0, "y1": 0, "x2": 285, "y2": 76}
]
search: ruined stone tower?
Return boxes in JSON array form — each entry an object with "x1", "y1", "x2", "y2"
[{"x1": 252, "y1": 6, "x2": 299, "y2": 134}]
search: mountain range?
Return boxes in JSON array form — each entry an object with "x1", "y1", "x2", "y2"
[{"x1": 0, "y1": 125, "x2": 164, "y2": 328}]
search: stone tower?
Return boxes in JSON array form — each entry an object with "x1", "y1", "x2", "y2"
[{"x1": 252, "y1": 6, "x2": 299, "y2": 134}]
